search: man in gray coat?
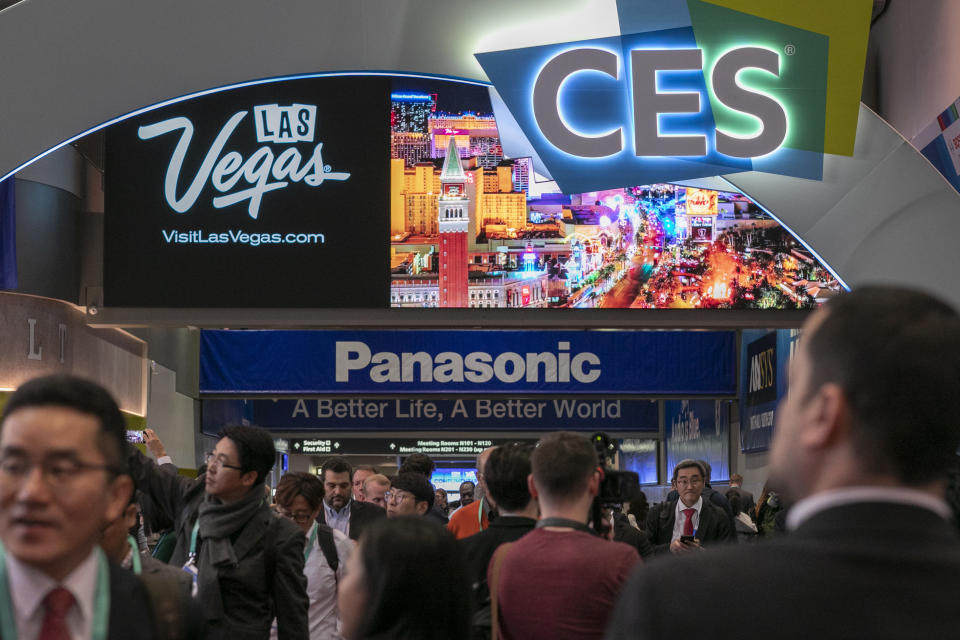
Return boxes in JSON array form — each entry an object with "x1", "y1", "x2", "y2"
[{"x1": 130, "y1": 425, "x2": 308, "y2": 640}]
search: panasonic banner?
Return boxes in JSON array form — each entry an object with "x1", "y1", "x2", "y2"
[
  {"x1": 105, "y1": 76, "x2": 390, "y2": 307},
  {"x1": 200, "y1": 329, "x2": 736, "y2": 395}
]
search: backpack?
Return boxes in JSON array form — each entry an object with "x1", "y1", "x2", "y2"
[{"x1": 264, "y1": 517, "x2": 340, "y2": 587}]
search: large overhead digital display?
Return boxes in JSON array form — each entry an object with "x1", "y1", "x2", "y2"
[{"x1": 103, "y1": 72, "x2": 842, "y2": 310}]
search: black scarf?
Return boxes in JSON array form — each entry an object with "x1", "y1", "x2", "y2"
[{"x1": 195, "y1": 487, "x2": 265, "y2": 620}]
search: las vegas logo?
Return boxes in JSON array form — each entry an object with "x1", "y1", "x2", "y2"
[{"x1": 138, "y1": 103, "x2": 350, "y2": 220}]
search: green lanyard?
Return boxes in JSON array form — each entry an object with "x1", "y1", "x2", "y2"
[
  {"x1": 477, "y1": 497, "x2": 486, "y2": 530},
  {"x1": 189, "y1": 519, "x2": 200, "y2": 558},
  {"x1": 304, "y1": 522, "x2": 319, "y2": 561},
  {"x1": 0, "y1": 541, "x2": 111, "y2": 640},
  {"x1": 126, "y1": 535, "x2": 142, "y2": 575}
]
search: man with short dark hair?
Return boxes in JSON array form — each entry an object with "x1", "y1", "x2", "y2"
[
  {"x1": 727, "y1": 473, "x2": 755, "y2": 517},
  {"x1": 459, "y1": 443, "x2": 538, "y2": 632},
  {"x1": 646, "y1": 459, "x2": 734, "y2": 555},
  {"x1": 130, "y1": 424, "x2": 309, "y2": 639},
  {"x1": 0, "y1": 374, "x2": 195, "y2": 639},
  {"x1": 317, "y1": 457, "x2": 385, "y2": 540},
  {"x1": 447, "y1": 481, "x2": 475, "y2": 511},
  {"x1": 607, "y1": 286, "x2": 960, "y2": 639},
  {"x1": 494, "y1": 432, "x2": 639, "y2": 640},
  {"x1": 398, "y1": 452, "x2": 435, "y2": 478},
  {"x1": 385, "y1": 473, "x2": 435, "y2": 517},
  {"x1": 398, "y1": 452, "x2": 448, "y2": 524}
]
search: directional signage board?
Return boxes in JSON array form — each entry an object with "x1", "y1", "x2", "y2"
[{"x1": 287, "y1": 437, "x2": 538, "y2": 457}]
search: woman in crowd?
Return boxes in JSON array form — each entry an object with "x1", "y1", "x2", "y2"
[
  {"x1": 755, "y1": 481, "x2": 784, "y2": 537},
  {"x1": 435, "y1": 488, "x2": 449, "y2": 516},
  {"x1": 338, "y1": 516, "x2": 471, "y2": 640}
]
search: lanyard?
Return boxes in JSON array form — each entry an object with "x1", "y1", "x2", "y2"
[
  {"x1": 536, "y1": 517, "x2": 599, "y2": 536},
  {"x1": 0, "y1": 541, "x2": 111, "y2": 640},
  {"x1": 304, "y1": 522, "x2": 318, "y2": 562},
  {"x1": 477, "y1": 497, "x2": 486, "y2": 530},
  {"x1": 126, "y1": 535, "x2": 142, "y2": 575},
  {"x1": 189, "y1": 519, "x2": 200, "y2": 559}
]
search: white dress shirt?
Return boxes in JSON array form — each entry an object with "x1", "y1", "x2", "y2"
[
  {"x1": 270, "y1": 525, "x2": 355, "y2": 640},
  {"x1": 7, "y1": 547, "x2": 100, "y2": 640},
  {"x1": 786, "y1": 486, "x2": 952, "y2": 530},
  {"x1": 671, "y1": 496, "x2": 703, "y2": 542}
]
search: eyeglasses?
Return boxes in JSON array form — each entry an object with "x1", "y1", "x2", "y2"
[
  {"x1": 384, "y1": 490, "x2": 412, "y2": 505},
  {"x1": 0, "y1": 455, "x2": 117, "y2": 488},
  {"x1": 205, "y1": 452, "x2": 244, "y2": 471},
  {"x1": 676, "y1": 477, "x2": 703, "y2": 487},
  {"x1": 278, "y1": 508, "x2": 314, "y2": 523}
]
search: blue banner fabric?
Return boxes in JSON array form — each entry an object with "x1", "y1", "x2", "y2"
[
  {"x1": 0, "y1": 178, "x2": 16, "y2": 290},
  {"x1": 201, "y1": 397, "x2": 659, "y2": 433},
  {"x1": 200, "y1": 330, "x2": 737, "y2": 395},
  {"x1": 739, "y1": 329, "x2": 799, "y2": 452},
  {"x1": 664, "y1": 399, "x2": 731, "y2": 483}
]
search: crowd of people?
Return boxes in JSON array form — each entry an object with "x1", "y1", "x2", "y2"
[{"x1": 1, "y1": 284, "x2": 960, "y2": 639}]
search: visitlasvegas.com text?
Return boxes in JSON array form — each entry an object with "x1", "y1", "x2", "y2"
[{"x1": 161, "y1": 229, "x2": 325, "y2": 246}]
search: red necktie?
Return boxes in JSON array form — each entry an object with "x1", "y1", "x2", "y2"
[
  {"x1": 682, "y1": 508, "x2": 695, "y2": 536},
  {"x1": 38, "y1": 587, "x2": 75, "y2": 640}
]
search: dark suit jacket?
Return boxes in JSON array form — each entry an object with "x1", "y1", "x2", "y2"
[
  {"x1": 317, "y1": 499, "x2": 386, "y2": 541},
  {"x1": 606, "y1": 502, "x2": 960, "y2": 640},
  {"x1": 612, "y1": 513, "x2": 654, "y2": 559},
  {"x1": 129, "y1": 448, "x2": 308, "y2": 640},
  {"x1": 459, "y1": 515, "x2": 537, "y2": 612},
  {"x1": 107, "y1": 561, "x2": 160, "y2": 639},
  {"x1": 645, "y1": 498, "x2": 734, "y2": 554},
  {"x1": 141, "y1": 553, "x2": 195, "y2": 600},
  {"x1": 607, "y1": 501, "x2": 960, "y2": 640}
]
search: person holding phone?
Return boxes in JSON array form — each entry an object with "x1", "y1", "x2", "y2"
[{"x1": 645, "y1": 460, "x2": 734, "y2": 555}]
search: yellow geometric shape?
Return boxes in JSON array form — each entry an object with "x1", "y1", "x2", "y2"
[{"x1": 697, "y1": 0, "x2": 873, "y2": 156}]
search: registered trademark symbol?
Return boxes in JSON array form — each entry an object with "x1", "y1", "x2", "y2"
[{"x1": 784, "y1": 44, "x2": 796, "y2": 56}]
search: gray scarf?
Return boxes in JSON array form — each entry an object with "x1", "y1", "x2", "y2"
[{"x1": 195, "y1": 486, "x2": 265, "y2": 620}]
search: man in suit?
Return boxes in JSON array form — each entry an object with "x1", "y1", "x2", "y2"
[
  {"x1": 131, "y1": 424, "x2": 308, "y2": 639},
  {"x1": 646, "y1": 459, "x2": 734, "y2": 554},
  {"x1": 317, "y1": 456, "x2": 385, "y2": 541},
  {"x1": 607, "y1": 286, "x2": 960, "y2": 639},
  {"x1": 0, "y1": 374, "x2": 193, "y2": 639},
  {"x1": 663, "y1": 460, "x2": 734, "y2": 529},
  {"x1": 726, "y1": 473, "x2": 755, "y2": 517}
]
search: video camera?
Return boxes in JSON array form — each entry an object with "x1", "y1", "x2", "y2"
[{"x1": 591, "y1": 432, "x2": 640, "y2": 535}]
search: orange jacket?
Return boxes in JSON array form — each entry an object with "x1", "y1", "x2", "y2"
[{"x1": 447, "y1": 498, "x2": 489, "y2": 539}]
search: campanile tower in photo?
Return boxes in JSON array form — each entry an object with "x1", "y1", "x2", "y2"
[{"x1": 437, "y1": 136, "x2": 470, "y2": 307}]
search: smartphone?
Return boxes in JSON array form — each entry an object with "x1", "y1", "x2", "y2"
[
  {"x1": 680, "y1": 535, "x2": 696, "y2": 544},
  {"x1": 126, "y1": 430, "x2": 145, "y2": 444}
]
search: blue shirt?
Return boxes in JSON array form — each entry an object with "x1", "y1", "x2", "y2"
[{"x1": 323, "y1": 500, "x2": 351, "y2": 537}]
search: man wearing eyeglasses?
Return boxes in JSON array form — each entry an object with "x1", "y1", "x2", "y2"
[
  {"x1": 0, "y1": 374, "x2": 196, "y2": 639},
  {"x1": 130, "y1": 424, "x2": 309, "y2": 639},
  {"x1": 385, "y1": 473, "x2": 435, "y2": 518},
  {"x1": 645, "y1": 459, "x2": 733, "y2": 555},
  {"x1": 273, "y1": 472, "x2": 353, "y2": 640}
]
